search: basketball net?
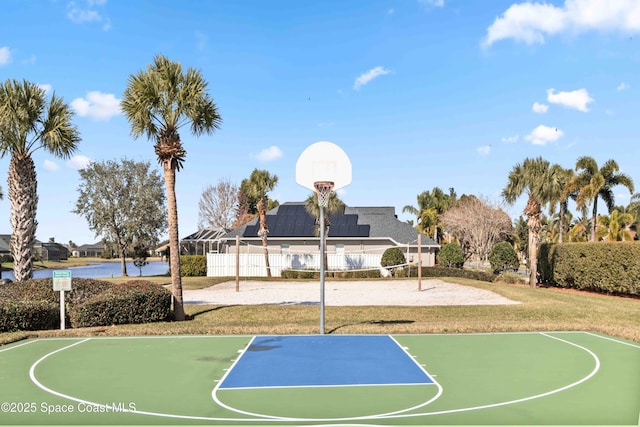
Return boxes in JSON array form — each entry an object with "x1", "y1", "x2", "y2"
[{"x1": 314, "y1": 181, "x2": 334, "y2": 208}]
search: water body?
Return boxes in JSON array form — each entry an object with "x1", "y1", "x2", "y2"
[{"x1": 0, "y1": 261, "x2": 170, "y2": 281}]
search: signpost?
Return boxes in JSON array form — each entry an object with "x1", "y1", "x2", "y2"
[{"x1": 53, "y1": 270, "x2": 72, "y2": 330}]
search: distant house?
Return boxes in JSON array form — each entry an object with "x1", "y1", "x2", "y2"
[
  {"x1": 0, "y1": 235, "x2": 70, "y2": 261},
  {"x1": 0, "y1": 235, "x2": 11, "y2": 257},
  {"x1": 180, "y1": 228, "x2": 228, "y2": 255},
  {"x1": 73, "y1": 242, "x2": 106, "y2": 258},
  {"x1": 34, "y1": 241, "x2": 69, "y2": 261},
  {"x1": 209, "y1": 202, "x2": 439, "y2": 277}
]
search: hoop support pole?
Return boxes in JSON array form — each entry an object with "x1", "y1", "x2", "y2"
[{"x1": 319, "y1": 203, "x2": 326, "y2": 334}]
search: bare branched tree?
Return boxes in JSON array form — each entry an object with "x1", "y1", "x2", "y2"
[
  {"x1": 441, "y1": 195, "x2": 513, "y2": 264},
  {"x1": 198, "y1": 178, "x2": 238, "y2": 229}
]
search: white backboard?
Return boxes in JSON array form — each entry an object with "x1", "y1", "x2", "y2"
[{"x1": 295, "y1": 141, "x2": 352, "y2": 191}]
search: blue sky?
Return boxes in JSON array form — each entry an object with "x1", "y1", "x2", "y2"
[{"x1": 1, "y1": 0, "x2": 639, "y2": 246}]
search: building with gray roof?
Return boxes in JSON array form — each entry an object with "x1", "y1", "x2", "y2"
[{"x1": 219, "y1": 202, "x2": 438, "y2": 266}]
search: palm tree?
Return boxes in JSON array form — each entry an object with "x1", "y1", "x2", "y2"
[
  {"x1": 596, "y1": 210, "x2": 634, "y2": 241},
  {"x1": 574, "y1": 157, "x2": 635, "y2": 242},
  {"x1": 568, "y1": 215, "x2": 590, "y2": 242},
  {"x1": 548, "y1": 165, "x2": 577, "y2": 243},
  {"x1": 0, "y1": 79, "x2": 80, "y2": 281},
  {"x1": 403, "y1": 187, "x2": 456, "y2": 243},
  {"x1": 502, "y1": 157, "x2": 559, "y2": 287},
  {"x1": 121, "y1": 55, "x2": 222, "y2": 321},
  {"x1": 623, "y1": 193, "x2": 640, "y2": 238},
  {"x1": 240, "y1": 169, "x2": 278, "y2": 277},
  {"x1": 304, "y1": 192, "x2": 345, "y2": 272}
]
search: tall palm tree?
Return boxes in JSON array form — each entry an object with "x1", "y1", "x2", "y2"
[
  {"x1": 0, "y1": 79, "x2": 80, "y2": 281},
  {"x1": 574, "y1": 156, "x2": 635, "y2": 242},
  {"x1": 548, "y1": 165, "x2": 577, "y2": 243},
  {"x1": 241, "y1": 169, "x2": 278, "y2": 277},
  {"x1": 121, "y1": 55, "x2": 222, "y2": 321},
  {"x1": 304, "y1": 192, "x2": 345, "y2": 272},
  {"x1": 502, "y1": 157, "x2": 559, "y2": 287},
  {"x1": 403, "y1": 187, "x2": 456, "y2": 243}
]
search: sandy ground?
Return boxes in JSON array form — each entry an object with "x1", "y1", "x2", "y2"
[{"x1": 183, "y1": 279, "x2": 520, "y2": 306}]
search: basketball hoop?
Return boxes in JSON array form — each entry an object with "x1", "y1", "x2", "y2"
[
  {"x1": 296, "y1": 142, "x2": 352, "y2": 335},
  {"x1": 314, "y1": 181, "x2": 334, "y2": 208}
]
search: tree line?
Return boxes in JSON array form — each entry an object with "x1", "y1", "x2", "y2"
[
  {"x1": 1, "y1": 52, "x2": 636, "y2": 319},
  {"x1": 403, "y1": 156, "x2": 636, "y2": 287}
]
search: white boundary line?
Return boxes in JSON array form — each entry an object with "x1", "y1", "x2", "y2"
[
  {"x1": 210, "y1": 335, "x2": 443, "y2": 422},
  {"x1": 0, "y1": 339, "x2": 39, "y2": 353},
  {"x1": 23, "y1": 332, "x2": 613, "y2": 423},
  {"x1": 584, "y1": 331, "x2": 640, "y2": 349}
]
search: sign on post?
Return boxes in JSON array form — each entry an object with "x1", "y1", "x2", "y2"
[{"x1": 53, "y1": 270, "x2": 72, "y2": 330}]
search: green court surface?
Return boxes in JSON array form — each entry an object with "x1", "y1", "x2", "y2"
[{"x1": 0, "y1": 332, "x2": 638, "y2": 426}]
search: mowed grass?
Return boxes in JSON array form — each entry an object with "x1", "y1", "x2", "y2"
[{"x1": 2, "y1": 277, "x2": 638, "y2": 345}]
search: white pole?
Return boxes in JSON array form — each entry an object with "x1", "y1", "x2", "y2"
[
  {"x1": 418, "y1": 234, "x2": 422, "y2": 291},
  {"x1": 235, "y1": 236, "x2": 240, "y2": 292},
  {"x1": 60, "y1": 290, "x2": 65, "y2": 330},
  {"x1": 319, "y1": 203, "x2": 326, "y2": 334}
]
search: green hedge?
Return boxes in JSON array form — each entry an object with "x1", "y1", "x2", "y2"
[
  {"x1": 180, "y1": 255, "x2": 207, "y2": 277},
  {"x1": 0, "y1": 278, "x2": 172, "y2": 332},
  {"x1": 69, "y1": 280, "x2": 172, "y2": 327},
  {"x1": 0, "y1": 278, "x2": 113, "y2": 305},
  {"x1": 539, "y1": 242, "x2": 640, "y2": 296},
  {"x1": 280, "y1": 266, "x2": 495, "y2": 282},
  {"x1": 0, "y1": 300, "x2": 59, "y2": 332},
  {"x1": 281, "y1": 269, "x2": 381, "y2": 279}
]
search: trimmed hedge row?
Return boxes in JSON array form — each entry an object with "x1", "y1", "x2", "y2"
[
  {"x1": 70, "y1": 280, "x2": 172, "y2": 327},
  {"x1": 0, "y1": 300, "x2": 59, "y2": 333},
  {"x1": 538, "y1": 242, "x2": 640, "y2": 296},
  {"x1": 180, "y1": 255, "x2": 207, "y2": 277},
  {"x1": 0, "y1": 278, "x2": 172, "y2": 332},
  {"x1": 280, "y1": 266, "x2": 495, "y2": 282},
  {"x1": 281, "y1": 269, "x2": 381, "y2": 279}
]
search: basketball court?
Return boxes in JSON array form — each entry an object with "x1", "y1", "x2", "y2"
[{"x1": 1, "y1": 332, "x2": 638, "y2": 425}]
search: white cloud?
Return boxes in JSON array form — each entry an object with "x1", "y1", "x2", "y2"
[
  {"x1": 547, "y1": 88, "x2": 594, "y2": 112},
  {"x1": 71, "y1": 91, "x2": 121, "y2": 120},
  {"x1": 67, "y1": 155, "x2": 92, "y2": 170},
  {"x1": 0, "y1": 46, "x2": 11, "y2": 66},
  {"x1": 43, "y1": 160, "x2": 59, "y2": 172},
  {"x1": 419, "y1": 0, "x2": 444, "y2": 7},
  {"x1": 501, "y1": 135, "x2": 519, "y2": 143},
  {"x1": 617, "y1": 82, "x2": 630, "y2": 91},
  {"x1": 532, "y1": 102, "x2": 549, "y2": 113},
  {"x1": 525, "y1": 125, "x2": 564, "y2": 146},
  {"x1": 195, "y1": 31, "x2": 207, "y2": 51},
  {"x1": 482, "y1": 0, "x2": 640, "y2": 48},
  {"x1": 256, "y1": 145, "x2": 283, "y2": 162},
  {"x1": 353, "y1": 66, "x2": 391, "y2": 90},
  {"x1": 67, "y1": 0, "x2": 110, "y2": 30},
  {"x1": 39, "y1": 84, "x2": 52, "y2": 93},
  {"x1": 477, "y1": 145, "x2": 491, "y2": 155}
]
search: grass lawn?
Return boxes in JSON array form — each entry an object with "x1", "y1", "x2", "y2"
[{"x1": 2, "y1": 277, "x2": 638, "y2": 345}]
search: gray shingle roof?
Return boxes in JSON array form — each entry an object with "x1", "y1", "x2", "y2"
[{"x1": 223, "y1": 202, "x2": 437, "y2": 247}]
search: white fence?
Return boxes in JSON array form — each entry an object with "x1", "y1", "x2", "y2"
[{"x1": 207, "y1": 253, "x2": 383, "y2": 277}]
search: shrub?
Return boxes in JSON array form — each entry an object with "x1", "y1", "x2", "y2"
[
  {"x1": 495, "y1": 271, "x2": 526, "y2": 285},
  {"x1": 438, "y1": 243, "x2": 464, "y2": 268},
  {"x1": 488, "y1": 242, "x2": 519, "y2": 274},
  {"x1": 538, "y1": 242, "x2": 640, "y2": 296},
  {"x1": 0, "y1": 278, "x2": 114, "y2": 305},
  {"x1": 421, "y1": 266, "x2": 495, "y2": 282},
  {"x1": 180, "y1": 255, "x2": 207, "y2": 277},
  {"x1": 0, "y1": 300, "x2": 59, "y2": 332},
  {"x1": 380, "y1": 248, "x2": 406, "y2": 269},
  {"x1": 70, "y1": 280, "x2": 172, "y2": 327}
]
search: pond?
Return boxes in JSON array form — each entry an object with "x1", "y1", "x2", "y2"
[{"x1": 0, "y1": 261, "x2": 170, "y2": 281}]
